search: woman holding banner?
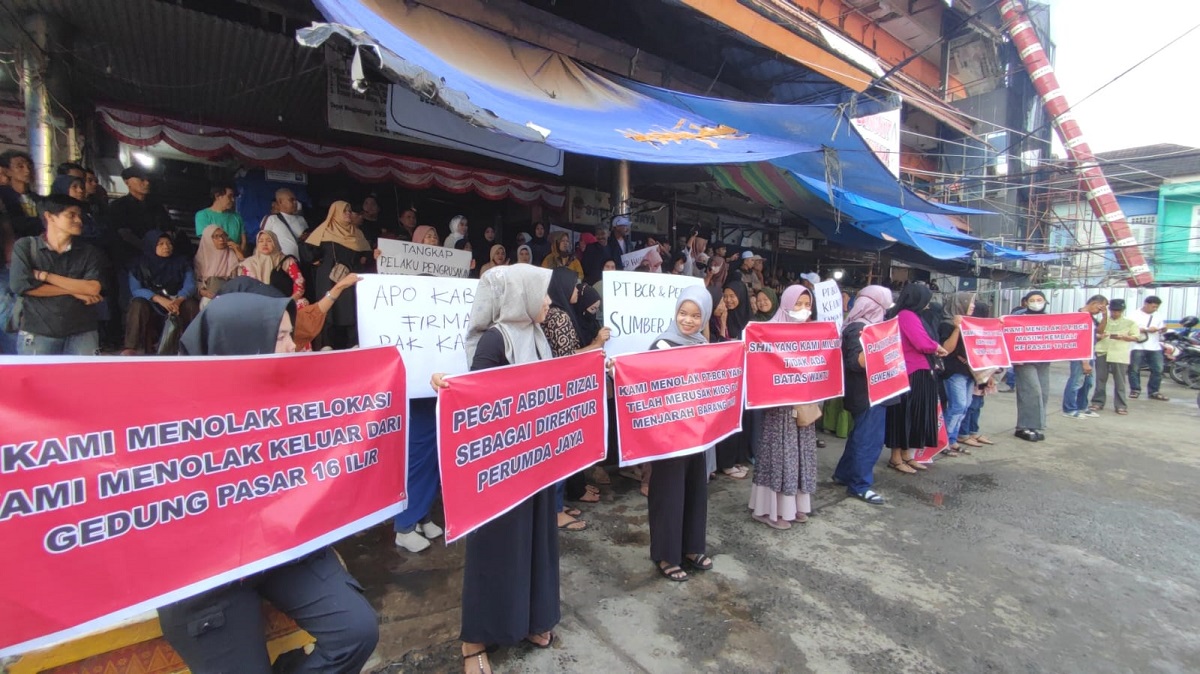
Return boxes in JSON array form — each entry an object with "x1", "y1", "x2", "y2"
[
  {"x1": 648, "y1": 285, "x2": 716, "y2": 581},
  {"x1": 715, "y1": 280, "x2": 753, "y2": 479},
  {"x1": 431, "y1": 264, "x2": 561, "y2": 673},
  {"x1": 1011, "y1": 290, "x2": 1051, "y2": 442},
  {"x1": 544, "y1": 267, "x2": 611, "y2": 530},
  {"x1": 884, "y1": 283, "x2": 949, "y2": 474},
  {"x1": 162, "y1": 293, "x2": 379, "y2": 673},
  {"x1": 749, "y1": 285, "x2": 820, "y2": 528},
  {"x1": 937, "y1": 292, "x2": 976, "y2": 455},
  {"x1": 833, "y1": 285, "x2": 896, "y2": 504}
]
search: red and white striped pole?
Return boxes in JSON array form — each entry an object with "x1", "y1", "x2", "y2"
[{"x1": 1000, "y1": 0, "x2": 1154, "y2": 286}]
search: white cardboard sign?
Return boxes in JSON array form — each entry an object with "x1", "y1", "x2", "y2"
[
  {"x1": 376, "y1": 238, "x2": 472, "y2": 278},
  {"x1": 621, "y1": 245, "x2": 660, "y2": 271},
  {"x1": 602, "y1": 271, "x2": 704, "y2": 356},
  {"x1": 814, "y1": 280, "x2": 844, "y2": 331},
  {"x1": 356, "y1": 274, "x2": 476, "y2": 398}
]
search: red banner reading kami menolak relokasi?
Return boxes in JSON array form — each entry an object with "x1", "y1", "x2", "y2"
[
  {"x1": 860, "y1": 318, "x2": 910, "y2": 406},
  {"x1": 0, "y1": 348, "x2": 408, "y2": 657},
  {"x1": 1002, "y1": 312, "x2": 1094, "y2": 364},
  {"x1": 959, "y1": 316, "x2": 1011, "y2": 369},
  {"x1": 436, "y1": 350, "x2": 607, "y2": 543},
  {"x1": 612, "y1": 341, "x2": 745, "y2": 467},
  {"x1": 743, "y1": 321, "x2": 845, "y2": 408}
]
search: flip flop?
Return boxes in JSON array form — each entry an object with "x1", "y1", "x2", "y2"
[
  {"x1": 976, "y1": 436, "x2": 995, "y2": 445},
  {"x1": 523, "y1": 632, "x2": 556, "y2": 649},
  {"x1": 888, "y1": 460, "x2": 917, "y2": 474},
  {"x1": 557, "y1": 517, "x2": 587, "y2": 531},
  {"x1": 562, "y1": 506, "x2": 582, "y2": 517},
  {"x1": 683, "y1": 553, "x2": 713, "y2": 571},
  {"x1": 656, "y1": 562, "x2": 689, "y2": 582},
  {"x1": 850, "y1": 489, "x2": 885, "y2": 505}
]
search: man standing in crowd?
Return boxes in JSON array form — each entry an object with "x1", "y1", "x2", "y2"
[
  {"x1": 739, "y1": 251, "x2": 764, "y2": 292},
  {"x1": 395, "y1": 207, "x2": 418, "y2": 242},
  {"x1": 262, "y1": 188, "x2": 309, "y2": 259},
  {"x1": 1062, "y1": 295, "x2": 1107, "y2": 419},
  {"x1": 57, "y1": 162, "x2": 86, "y2": 180},
  {"x1": 195, "y1": 182, "x2": 246, "y2": 253},
  {"x1": 1128, "y1": 295, "x2": 1169, "y2": 401},
  {"x1": 0, "y1": 150, "x2": 40, "y2": 237},
  {"x1": 608, "y1": 215, "x2": 632, "y2": 262},
  {"x1": 8, "y1": 194, "x2": 106, "y2": 355},
  {"x1": 83, "y1": 168, "x2": 108, "y2": 219}
]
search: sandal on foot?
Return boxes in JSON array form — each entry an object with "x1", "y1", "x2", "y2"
[
  {"x1": 942, "y1": 448, "x2": 961, "y2": 457},
  {"x1": 753, "y1": 514, "x2": 792, "y2": 530},
  {"x1": 976, "y1": 436, "x2": 995, "y2": 445},
  {"x1": 575, "y1": 490, "x2": 600, "y2": 503},
  {"x1": 961, "y1": 437, "x2": 983, "y2": 447},
  {"x1": 888, "y1": 460, "x2": 917, "y2": 474},
  {"x1": 591, "y1": 467, "x2": 612, "y2": 485},
  {"x1": 462, "y1": 647, "x2": 495, "y2": 674},
  {"x1": 562, "y1": 506, "x2": 582, "y2": 517},
  {"x1": 1129, "y1": 391, "x2": 1140, "y2": 399},
  {"x1": 657, "y1": 562, "x2": 689, "y2": 582},
  {"x1": 524, "y1": 632, "x2": 555, "y2": 649},
  {"x1": 816, "y1": 439, "x2": 827, "y2": 448},
  {"x1": 1149, "y1": 392, "x2": 1170, "y2": 401},
  {"x1": 905, "y1": 460, "x2": 929, "y2": 471},
  {"x1": 723, "y1": 466, "x2": 749, "y2": 479},
  {"x1": 850, "y1": 489, "x2": 885, "y2": 505},
  {"x1": 1115, "y1": 409, "x2": 1128, "y2": 415},
  {"x1": 1087, "y1": 405, "x2": 1102, "y2": 412},
  {"x1": 684, "y1": 553, "x2": 713, "y2": 571},
  {"x1": 557, "y1": 514, "x2": 587, "y2": 531}
]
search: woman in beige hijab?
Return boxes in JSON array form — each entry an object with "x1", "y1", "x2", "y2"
[
  {"x1": 479, "y1": 244, "x2": 508, "y2": 275},
  {"x1": 305, "y1": 201, "x2": 371, "y2": 349},
  {"x1": 239, "y1": 230, "x2": 307, "y2": 307},
  {"x1": 194, "y1": 224, "x2": 243, "y2": 309}
]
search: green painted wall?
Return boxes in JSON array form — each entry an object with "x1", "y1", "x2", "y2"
[{"x1": 1156, "y1": 182, "x2": 1200, "y2": 283}]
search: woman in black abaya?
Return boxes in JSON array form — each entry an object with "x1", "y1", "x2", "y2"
[
  {"x1": 431, "y1": 264, "x2": 560, "y2": 674},
  {"x1": 715, "y1": 279, "x2": 753, "y2": 478}
]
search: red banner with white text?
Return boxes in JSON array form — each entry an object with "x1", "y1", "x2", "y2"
[
  {"x1": 912, "y1": 401, "x2": 950, "y2": 463},
  {"x1": 860, "y1": 318, "x2": 910, "y2": 405},
  {"x1": 435, "y1": 351, "x2": 607, "y2": 543},
  {"x1": 612, "y1": 341, "x2": 745, "y2": 467},
  {"x1": 960, "y1": 317, "x2": 1011, "y2": 370},
  {"x1": 0, "y1": 348, "x2": 407, "y2": 656},
  {"x1": 744, "y1": 322, "x2": 845, "y2": 408},
  {"x1": 1002, "y1": 313, "x2": 1094, "y2": 363}
]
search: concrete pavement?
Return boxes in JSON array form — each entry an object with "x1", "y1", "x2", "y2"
[{"x1": 340, "y1": 364, "x2": 1200, "y2": 673}]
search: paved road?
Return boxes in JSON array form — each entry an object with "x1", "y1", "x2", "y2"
[{"x1": 342, "y1": 364, "x2": 1200, "y2": 673}]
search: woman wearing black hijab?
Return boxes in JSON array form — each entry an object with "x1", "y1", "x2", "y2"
[
  {"x1": 573, "y1": 284, "x2": 603, "y2": 346},
  {"x1": 123, "y1": 230, "x2": 200, "y2": 355},
  {"x1": 1012, "y1": 290, "x2": 1051, "y2": 441},
  {"x1": 162, "y1": 293, "x2": 379, "y2": 673},
  {"x1": 883, "y1": 283, "x2": 948, "y2": 473},
  {"x1": 715, "y1": 279, "x2": 753, "y2": 478}
]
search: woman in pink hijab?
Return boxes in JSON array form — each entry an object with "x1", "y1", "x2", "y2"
[{"x1": 748, "y1": 284, "x2": 819, "y2": 529}]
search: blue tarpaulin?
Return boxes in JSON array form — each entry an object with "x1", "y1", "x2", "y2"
[{"x1": 301, "y1": 2, "x2": 816, "y2": 164}]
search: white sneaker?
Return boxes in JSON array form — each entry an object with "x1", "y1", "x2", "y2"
[
  {"x1": 394, "y1": 530, "x2": 431, "y2": 553},
  {"x1": 1061, "y1": 411, "x2": 1081, "y2": 419},
  {"x1": 418, "y1": 522, "x2": 444, "y2": 540}
]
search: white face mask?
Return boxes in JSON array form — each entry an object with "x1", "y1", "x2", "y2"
[
  {"x1": 1027, "y1": 301, "x2": 1046, "y2": 312},
  {"x1": 789, "y1": 308, "x2": 812, "y2": 321}
]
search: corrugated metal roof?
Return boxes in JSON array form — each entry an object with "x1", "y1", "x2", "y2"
[
  {"x1": 0, "y1": 0, "x2": 328, "y2": 138},
  {"x1": 1094, "y1": 144, "x2": 1200, "y2": 193}
]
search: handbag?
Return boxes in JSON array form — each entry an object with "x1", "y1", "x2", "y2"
[
  {"x1": 269, "y1": 255, "x2": 298, "y2": 297},
  {"x1": 325, "y1": 243, "x2": 350, "y2": 283},
  {"x1": 156, "y1": 314, "x2": 181, "y2": 355},
  {"x1": 927, "y1": 353, "x2": 946, "y2": 376},
  {"x1": 794, "y1": 403, "x2": 823, "y2": 428}
]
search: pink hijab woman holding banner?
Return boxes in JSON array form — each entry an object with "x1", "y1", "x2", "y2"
[{"x1": 748, "y1": 284, "x2": 819, "y2": 529}]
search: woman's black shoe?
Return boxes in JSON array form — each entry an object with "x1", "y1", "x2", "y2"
[
  {"x1": 1033, "y1": 431, "x2": 1045, "y2": 441},
  {"x1": 1014, "y1": 429, "x2": 1039, "y2": 442}
]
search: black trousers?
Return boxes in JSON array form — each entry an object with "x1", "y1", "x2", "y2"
[
  {"x1": 158, "y1": 547, "x2": 378, "y2": 674},
  {"x1": 648, "y1": 452, "x2": 708, "y2": 566}
]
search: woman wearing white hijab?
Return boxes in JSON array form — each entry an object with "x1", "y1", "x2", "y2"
[
  {"x1": 646, "y1": 285, "x2": 716, "y2": 582},
  {"x1": 431, "y1": 264, "x2": 559, "y2": 674},
  {"x1": 444, "y1": 215, "x2": 469, "y2": 249}
]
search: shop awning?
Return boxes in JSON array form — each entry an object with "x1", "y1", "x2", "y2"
[
  {"x1": 96, "y1": 105, "x2": 566, "y2": 208},
  {"x1": 299, "y1": 1, "x2": 977, "y2": 216},
  {"x1": 298, "y1": 5, "x2": 815, "y2": 164}
]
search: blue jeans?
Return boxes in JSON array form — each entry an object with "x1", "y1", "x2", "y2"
[
  {"x1": 962, "y1": 394, "x2": 984, "y2": 436},
  {"x1": 1128, "y1": 350, "x2": 1164, "y2": 395},
  {"x1": 943, "y1": 373, "x2": 973, "y2": 445},
  {"x1": 1062, "y1": 360, "x2": 1094, "y2": 414},
  {"x1": 832, "y1": 405, "x2": 887, "y2": 494},
  {"x1": 1004, "y1": 368, "x2": 1015, "y2": 389},
  {"x1": 17, "y1": 330, "x2": 100, "y2": 356}
]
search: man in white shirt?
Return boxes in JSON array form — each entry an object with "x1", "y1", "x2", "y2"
[
  {"x1": 1127, "y1": 295, "x2": 1168, "y2": 401},
  {"x1": 261, "y1": 188, "x2": 309, "y2": 259}
]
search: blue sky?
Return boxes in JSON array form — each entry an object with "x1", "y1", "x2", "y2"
[{"x1": 1045, "y1": 0, "x2": 1200, "y2": 153}]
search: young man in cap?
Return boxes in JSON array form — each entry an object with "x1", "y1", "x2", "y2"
[
  {"x1": 1127, "y1": 296, "x2": 1168, "y2": 401},
  {"x1": 8, "y1": 194, "x2": 106, "y2": 355},
  {"x1": 739, "y1": 250, "x2": 764, "y2": 291},
  {"x1": 608, "y1": 215, "x2": 632, "y2": 263}
]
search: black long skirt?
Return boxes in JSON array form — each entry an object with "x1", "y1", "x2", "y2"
[
  {"x1": 460, "y1": 485, "x2": 560, "y2": 645},
  {"x1": 716, "y1": 410, "x2": 753, "y2": 470},
  {"x1": 884, "y1": 369, "x2": 940, "y2": 450}
]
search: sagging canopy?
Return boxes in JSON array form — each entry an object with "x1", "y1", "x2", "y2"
[{"x1": 299, "y1": 0, "x2": 979, "y2": 216}]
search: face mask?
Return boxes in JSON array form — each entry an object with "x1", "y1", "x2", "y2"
[
  {"x1": 1027, "y1": 301, "x2": 1046, "y2": 312},
  {"x1": 789, "y1": 309, "x2": 812, "y2": 321}
]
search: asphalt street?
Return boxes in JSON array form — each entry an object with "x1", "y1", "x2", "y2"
[{"x1": 340, "y1": 363, "x2": 1200, "y2": 673}]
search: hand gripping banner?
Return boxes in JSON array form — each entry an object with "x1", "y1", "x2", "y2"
[
  {"x1": 1002, "y1": 313, "x2": 1095, "y2": 363},
  {"x1": 435, "y1": 351, "x2": 607, "y2": 543},
  {"x1": 959, "y1": 316, "x2": 1012, "y2": 370},
  {"x1": 0, "y1": 348, "x2": 407, "y2": 656}
]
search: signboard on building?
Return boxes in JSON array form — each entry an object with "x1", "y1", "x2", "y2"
[
  {"x1": 567, "y1": 186, "x2": 668, "y2": 235},
  {"x1": 324, "y1": 46, "x2": 563, "y2": 175},
  {"x1": 0, "y1": 103, "x2": 26, "y2": 155},
  {"x1": 851, "y1": 108, "x2": 902, "y2": 178}
]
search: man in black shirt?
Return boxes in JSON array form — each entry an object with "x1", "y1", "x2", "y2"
[
  {"x1": 9, "y1": 194, "x2": 106, "y2": 355},
  {"x1": 0, "y1": 150, "x2": 41, "y2": 238},
  {"x1": 106, "y1": 165, "x2": 172, "y2": 262}
]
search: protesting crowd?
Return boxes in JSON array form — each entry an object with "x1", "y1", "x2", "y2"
[{"x1": 1, "y1": 154, "x2": 1181, "y2": 674}]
